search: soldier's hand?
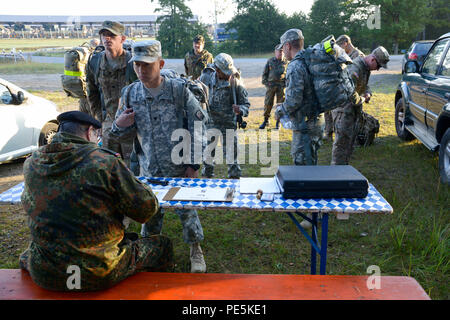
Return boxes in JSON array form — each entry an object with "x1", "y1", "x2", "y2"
[
  {"x1": 116, "y1": 108, "x2": 135, "y2": 128},
  {"x1": 184, "y1": 166, "x2": 199, "y2": 178},
  {"x1": 232, "y1": 104, "x2": 241, "y2": 115},
  {"x1": 274, "y1": 103, "x2": 282, "y2": 120},
  {"x1": 363, "y1": 93, "x2": 371, "y2": 103}
]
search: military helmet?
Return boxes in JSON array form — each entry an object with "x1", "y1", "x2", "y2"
[{"x1": 371, "y1": 46, "x2": 390, "y2": 68}]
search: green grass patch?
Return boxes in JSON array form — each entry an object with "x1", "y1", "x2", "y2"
[
  {"x1": 0, "y1": 62, "x2": 63, "y2": 74},
  {"x1": 0, "y1": 73, "x2": 448, "y2": 299}
]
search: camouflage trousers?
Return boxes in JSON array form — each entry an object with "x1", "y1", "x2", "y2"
[
  {"x1": 103, "y1": 121, "x2": 134, "y2": 168},
  {"x1": 263, "y1": 85, "x2": 285, "y2": 119},
  {"x1": 202, "y1": 124, "x2": 241, "y2": 179},
  {"x1": 19, "y1": 234, "x2": 173, "y2": 292},
  {"x1": 291, "y1": 117, "x2": 323, "y2": 165},
  {"x1": 331, "y1": 102, "x2": 362, "y2": 165},
  {"x1": 324, "y1": 110, "x2": 334, "y2": 136},
  {"x1": 141, "y1": 207, "x2": 204, "y2": 245}
]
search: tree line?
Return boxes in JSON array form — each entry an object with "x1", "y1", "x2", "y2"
[{"x1": 153, "y1": 0, "x2": 450, "y2": 58}]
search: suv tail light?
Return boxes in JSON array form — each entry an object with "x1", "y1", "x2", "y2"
[{"x1": 409, "y1": 53, "x2": 418, "y2": 60}]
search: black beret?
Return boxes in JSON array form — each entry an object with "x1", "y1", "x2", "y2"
[{"x1": 57, "y1": 111, "x2": 102, "y2": 129}]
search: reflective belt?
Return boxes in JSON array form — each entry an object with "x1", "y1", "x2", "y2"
[{"x1": 64, "y1": 70, "x2": 83, "y2": 77}]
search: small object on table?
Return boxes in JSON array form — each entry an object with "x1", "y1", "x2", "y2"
[
  {"x1": 146, "y1": 178, "x2": 169, "y2": 186},
  {"x1": 256, "y1": 189, "x2": 263, "y2": 200}
]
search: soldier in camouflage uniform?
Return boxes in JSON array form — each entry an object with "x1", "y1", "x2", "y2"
[
  {"x1": 19, "y1": 111, "x2": 173, "y2": 292},
  {"x1": 86, "y1": 21, "x2": 137, "y2": 168},
  {"x1": 259, "y1": 44, "x2": 287, "y2": 130},
  {"x1": 184, "y1": 35, "x2": 214, "y2": 80},
  {"x1": 331, "y1": 46, "x2": 390, "y2": 165},
  {"x1": 323, "y1": 35, "x2": 366, "y2": 141},
  {"x1": 111, "y1": 41, "x2": 209, "y2": 273},
  {"x1": 199, "y1": 53, "x2": 251, "y2": 179},
  {"x1": 275, "y1": 29, "x2": 323, "y2": 229}
]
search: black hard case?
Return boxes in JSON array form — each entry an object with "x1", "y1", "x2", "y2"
[{"x1": 276, "y1": 165, "x2": 369, "y2": 199}]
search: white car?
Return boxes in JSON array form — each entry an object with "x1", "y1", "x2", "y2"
[{"x1": 0, "y1": 78, "x2": 60, "y2": 163}]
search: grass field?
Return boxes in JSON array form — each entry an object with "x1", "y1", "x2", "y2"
[
  {"x1": 0, "y1": 62, "x2": 63, "y2": 74},
  {"x1": 0, "y1": 73, "x2": 448, "y2": 299}
]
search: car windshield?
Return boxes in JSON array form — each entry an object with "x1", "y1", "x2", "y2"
[{"x1": 414, "y1": 42, "x2": 433, "y2": 55}]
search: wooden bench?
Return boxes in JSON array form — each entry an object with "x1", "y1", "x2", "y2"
[{"x1": 0, "y1": 269, "x2": 430, "y2": 300}]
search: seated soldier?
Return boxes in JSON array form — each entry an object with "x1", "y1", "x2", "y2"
[{"x1": 19, "y1": 111, "x2": 173, "y2": 291}]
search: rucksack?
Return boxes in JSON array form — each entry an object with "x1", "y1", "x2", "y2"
[
  {"x1": 61, "y1": 43, "x2": 93, "y2": 98},
  {"x1": 355, "y1": 111, "x2": 380, "y2": 146},
  {"x1": 299, "y1": 35, "x2": 355, "y2": 115}
]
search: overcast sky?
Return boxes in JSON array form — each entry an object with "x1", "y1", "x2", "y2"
[{"x1": 3, "y1": 0, "x2": 315, "y2": 23}]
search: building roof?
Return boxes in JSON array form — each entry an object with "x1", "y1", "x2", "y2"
[{"x1": 0, "y1": 15, "x2": 198, "y2": 24}]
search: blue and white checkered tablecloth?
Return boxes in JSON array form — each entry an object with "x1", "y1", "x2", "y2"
[{"x1": 0, "y1": 177, "x2": 393, "y2": 215}]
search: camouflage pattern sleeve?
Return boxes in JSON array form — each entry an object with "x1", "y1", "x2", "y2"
[
  {"x1": 184, "y1": 52, "x2": 189, "y2": 75},
  {"x1": 236, "y1": 81, "x2": 250, "y2": 117},
  {"x1": 282, "y1": 62, "x2": 305, "y2": 118},
  {"x1": 110, "y1": 88, "x2": 137, "y2": 138},
  {"x1": 184, "y1": 86, "x2": 208, "y2": 165},
  {"x1": 349, "y1": 71, "x2": 364, "y2": 105},
  {"x1": 262, "y1": 59, "x2": 270, "y2": 86},
  {"x1": 110, "y1": 157, "x2": 159, "y2": 223},
  {"x1": 86, "y1": 58, "x2": 102, "y2": 122}
]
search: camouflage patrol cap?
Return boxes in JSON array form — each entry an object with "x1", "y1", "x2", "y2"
[
  {"x1": 371, "y1": 46, "x2": 390, "y2": 68},
  {"x1": 214, "y1": 53, "x2": 238, "y2": 76},
  {"x1": 193, "y1": 35, "x2": 205, "y2": 43},
  {"x1": 130, "y1": 40, "x2": 162, "y2": 64},
  {"x1": 57, "y1": 111, "x2": 101, "y2": 129},
  {"x1": 279, "y1": 29, "x2": 304, "y2": 47},
  {"x1": 99, "y1": 20, "x2": 125, "y2": 36},
  {"x1": 275, "y1": 44, "x2": 282, "y2": 51}
]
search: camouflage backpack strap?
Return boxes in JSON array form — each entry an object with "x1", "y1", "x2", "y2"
[
  {"x1": 125, "y1": 50, "x2": 138, "y2": 84},
  {"x1": 88, "y1": 50, "x2": 104, "y2": 88},
  {"x1": 170, "y1": 78, "x2": 189, "y2": 130}
]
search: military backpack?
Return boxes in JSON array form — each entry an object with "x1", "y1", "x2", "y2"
[
  {"x1": 297, "y1": 35, "x2": 355, "y2": 115},
  {"x1": 355, "y1": 111, "x2": 380, "y2": 146},
  {"x1": 60, "y1": 43, "x2": 94, "y2": 99}
]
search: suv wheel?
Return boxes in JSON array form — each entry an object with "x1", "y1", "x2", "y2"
[
  {"x1": 395, "y1": 98, "x2": 415, "y2": 141},
  {"x1": 439, "y1": 128, "x2": 450, "y2": 185},
  {"x1": 39, "y1": 122, "x2": 58, "y2": 146}
]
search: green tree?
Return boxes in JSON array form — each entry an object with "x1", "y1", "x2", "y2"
[
  {"x1": 365, "y1": 0, "x2": 431, "y2": 54},
  {"x1": 425, "y1": 0, "x2": 450, "y2": 39},
  {"x1": 308, "y1": 0, "x2": 347, "y2": 44},
  {"x1": 227, "y1": 0, "x2": 289, "y2": 54},
  {"x1": 152, "y1": 0, "x2": 210, "y2": 58}
]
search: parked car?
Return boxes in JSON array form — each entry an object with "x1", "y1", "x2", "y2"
[
  {"x1": 395, "y1": 32, "x2": 450, "y2": 185},
  {"x1": 0, "y1": 78, "x2": 60, "y2": 163},
  {"x1": 401, "y1": 40, "x2": 434, "y2": 74}
]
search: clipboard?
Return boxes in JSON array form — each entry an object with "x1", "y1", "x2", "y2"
[{"x1": 163, "y1": 187, "x2": 235, "y2": 202}]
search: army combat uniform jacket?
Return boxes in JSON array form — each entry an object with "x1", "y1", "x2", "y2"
[
  {"x1": 261, "y1": 57, "x2": 287, "y2": 118},
  {"x1": 262, "y1": 57, "x2": 287, "y2": 87},
  {"x1": 184, "y1": 49, "x2": 214, "y2": 80},
  {"x1": 19, "y1": 133, "x2": 172, "y2": 291},
  {"x1": 199, "y1": 68, "x2": 250, "y2": 178},
  {"x1": 331, "y1": 56, "x2": 373, "y2": 165},
  {"x1": 277, "y1": 50, "x2": 323, "y2": 165},
  {"x1": 111, "y1": 75, "x2": 209, "y2": 244},
  {"x1": 111, "y1": 76, "x2": 208, "y2": 177}
]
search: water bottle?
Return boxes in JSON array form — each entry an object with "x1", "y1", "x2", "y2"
[{"x1": 276, "y1": 105, "x2": 293, "y2": 129}]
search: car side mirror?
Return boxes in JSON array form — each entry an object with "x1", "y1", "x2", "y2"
[
  {"x1": 11, "y1": 91, "x2": 25, "y2": 105},
  {"x1": 17, "y1": 91, "x2": 25, "y2": 104},
  {"x1": 405, "y1": 60, "x2": 420, "y2": 74}
]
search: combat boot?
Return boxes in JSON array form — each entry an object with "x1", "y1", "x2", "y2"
[
  {"x1": 259, "y1": 117, "x2": 269, "y2": 129},
  {"x1": 190, "y1": 242, "x2": 206, "y2": 273},
  {"x1": 275, "y1": 119, "x2": 280, "y2": 130}
]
